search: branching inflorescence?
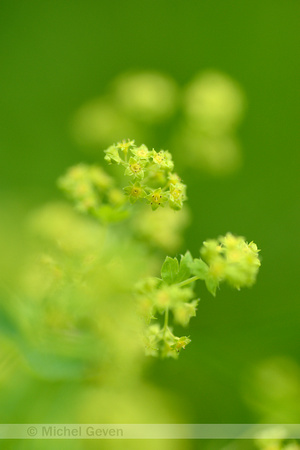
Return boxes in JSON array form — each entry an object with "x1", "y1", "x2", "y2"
[
  {"x1": 137, "y1": 234, "x2": 260, "y2": 358},
  {"x1": 58, "y1": 139, "x2": 186, "y2": 226},
  {"x1": 58, "y1": 139, "x2": 261, "y2": 359}
]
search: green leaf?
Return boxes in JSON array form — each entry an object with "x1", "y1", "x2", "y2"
[
  {"x1": 191, "y1": 258, "x2": 209, "y2": 280},
  {"x1": 205, "y1": 276, "x2": 219, "y2": 297},
  {"x1": 161, "y1": 256, "x2": 179, "y2": 285},
  {"x1": 176, "y1": 251, "x2": 193, "y2": 283}
]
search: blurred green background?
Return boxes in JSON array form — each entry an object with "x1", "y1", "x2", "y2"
[{"x1": 1, "y1": 0, "x2": 299, "y2": 431}]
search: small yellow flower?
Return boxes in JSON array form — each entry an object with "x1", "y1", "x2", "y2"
[
  {"x1": 116, "y1": 139, "x2": 135, "y2": 153},
  {"x1": 132, "y1": 144, "x2": 150, "y2": 160},
  {"x1": 174, "y1": 336, "x2": 191, "y2": 352},
  {"x1": 152, "y1": 150, "x2": 174, "y2": 170},
  {"x1": 169, "y1": 182, "x2": 187, "y2": 210},
  {"x1": 168, "y1": 173, "x2": 181, "y2": 185},
  {"x1": 124, "y1": 157, "x2": 145, "y2": 179},
  {"x1": 152, "y1": 191, "x2": 162, "y2": 203},
  {"x1": 170, "y1": 187, "x2": 181, "y2": 200},
  {"x1": 124, "y1": 182, "x2": 146, "y2": 203},
  {"x1": 132, "y1": 186, "x2": 142, "y2": 196},
  {"x1": 146, "y1": 188, "x2": 168, "y2": 210},
  {"x1": 152, "y1": 150, "x2": 165, "y2": 164},
  {"x1": 131, "y1": 162, "x2": 141, "y2": 173}
]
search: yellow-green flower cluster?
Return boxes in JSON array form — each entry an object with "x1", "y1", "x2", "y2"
[
  {"x1": 200, "y1": 233, "x2": 261, "y2": 292},
  {"x1": 104, "y1": 139, "x2": 187, "y2": 211},
  {"x1": 135, "y1": 253, "x2": 199, "y2": 359},
  {"x1": 137, "y1": 238, "x2": 261, "y2": 358},
  {"x1": 57, "y1": 164, "x2": 127, "y2": 222},
  {"x1": 56, "y1": 140, "x2": 261, "y2": 361},
  {"x1": 135, "y1": 275, "x2": 197, "y2": 358},
  {"x1": 144, "y1": 324, "x2": 191, "y2": 359},
  {"x1": 57, "y1": 164, "x2": 113, "y2": 212}
]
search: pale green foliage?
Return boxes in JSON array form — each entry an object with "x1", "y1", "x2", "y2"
[
  {"x1": 0, "y1": 201, "x2": 191, "y2": 430},
  {"x1": 11, "y1": 202, "x2": 150, "y2": 383}
]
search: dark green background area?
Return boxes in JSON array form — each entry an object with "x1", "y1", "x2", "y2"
[{"x1": 1, "y1": 0, "x2": 299, "y2": 426}]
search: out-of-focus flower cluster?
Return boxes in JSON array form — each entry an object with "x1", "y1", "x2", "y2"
[
  {"x1": 9, "y1": 202, "x2": 149, "y2": 384},
  {"x1": 197, "y1": 232, "x2": 261, "y2": 294},
  {"x1": 71, "y1": 70, "x2": 245, "y2": 176},
  {"x1": 71, "y1": 72, "x2": 178, "y2": 149},
  {"x1": 112, "y1": 71, "x2": 178, "y2": 124},
  {"x1": 175, "y1": 71, "x2": 245, "y2": 175},
  {"x1": 0, "y1": 203, "x2": 190, "y2": 442},
  {"x1": 57, "y1": 163, "x2": 128, "y2": 223},
  {"x1": 132, "y1": 207, "x2": 190, "y2": 253}
]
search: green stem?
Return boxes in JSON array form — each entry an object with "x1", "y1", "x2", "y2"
[
  {"x1": 163, "y1": 307, "x2": 169, "y2": 337},
  {"x1": 176, "y1": 276, "x2": 200, "y2": 288}
]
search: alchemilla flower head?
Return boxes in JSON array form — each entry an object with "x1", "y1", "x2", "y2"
[
  {"x1": 59, "y1": 139, "x2": 187, "y2": 219},
  {"x1": 105, "y1": 139, "x2": 187, "y2": 211}
]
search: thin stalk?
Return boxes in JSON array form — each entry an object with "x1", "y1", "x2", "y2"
[
  {"x1": 176, "y1": 276, "x2": 200, "y2": 288},
  {"x1": 163, "y1": 307, "x2": 169, "y2": 338}
]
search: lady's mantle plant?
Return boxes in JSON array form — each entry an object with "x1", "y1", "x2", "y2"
[{"x1": 59, "y1": 139, "x2": 261, "y2": 359}]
